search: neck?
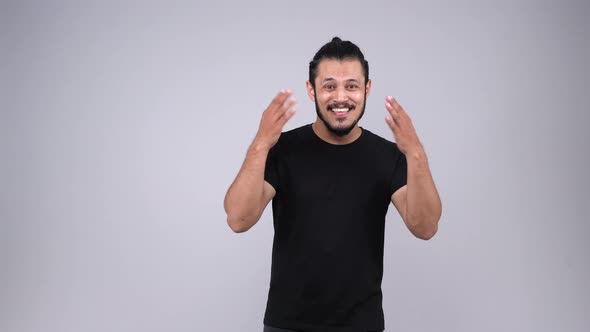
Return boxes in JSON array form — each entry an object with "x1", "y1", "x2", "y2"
[{"x1": 311, "y1": 120, "x2": 362, "y2": 145}]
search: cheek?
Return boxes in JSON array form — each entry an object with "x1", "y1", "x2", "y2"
[
  {"x1": 316, "y1": 93, "x2": 332, "y2": 105},
  {"x1": 351, "y1": 91, "x2": 364, "y2": 101}
]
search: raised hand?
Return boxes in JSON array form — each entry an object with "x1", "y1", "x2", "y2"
[
  {"x1": 254, "y1": 89, "x2": 297, "y2": 150},
  {"x1": 384, "y1": 96, "x2": 422, "y2": 155}
]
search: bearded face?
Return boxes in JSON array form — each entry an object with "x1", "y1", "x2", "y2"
[{"x1": 308, "y1": 59, "x2": 370, "y2": 137}]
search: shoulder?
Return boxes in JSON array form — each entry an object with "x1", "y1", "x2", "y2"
[
  {"x1": 361, "y1": 128, "x2": 402, "y2": 154},
  {"x1": 282, "y1": 124, "x2": 312, "y2": 138},
  {"x1": 275, "y1": 124, "x2": 313, "y2": 147}
]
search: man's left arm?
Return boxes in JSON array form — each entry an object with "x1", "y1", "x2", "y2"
[{"x1": 385, "y1": 96, "x2": 442, "y2": 240}]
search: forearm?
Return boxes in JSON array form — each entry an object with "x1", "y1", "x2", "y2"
[
  {"x1": 224, "y1": 140, "x2": 270, "y2": 231},
  {"x1": 405, "y1": 148, "x2": 442, "y2": 240}
]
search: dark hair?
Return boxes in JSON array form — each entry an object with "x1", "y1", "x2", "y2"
[{"x1": 308, "y1": 37, "x2": 369, "y2": 88}]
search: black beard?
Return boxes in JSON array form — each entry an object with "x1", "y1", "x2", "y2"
[{"x1": 314, "y1": 90, "x2": 367, "y2": 137}]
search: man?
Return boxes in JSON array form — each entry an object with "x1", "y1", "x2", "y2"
[{"x1": 224, "y1": 37, "x2": 442, "y2": 332}]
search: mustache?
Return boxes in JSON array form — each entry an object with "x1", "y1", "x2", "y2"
[{"x1": 327, "y1": 102, "x2": 355, "y2": 110}]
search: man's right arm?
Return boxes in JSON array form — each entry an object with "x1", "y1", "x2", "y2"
[
  {"x1": 223, "y1": 90, "x2": 296, "y2": 233},
  {"x1": 223, "y1": 143, "x2": 276, "y2": 233}
]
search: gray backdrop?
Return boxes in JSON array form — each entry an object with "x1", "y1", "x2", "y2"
[{"x1": 3, "y1": 0, "x2": 589, "y2": 331}]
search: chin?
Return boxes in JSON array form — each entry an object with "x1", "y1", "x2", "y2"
[
  {"x1": 327, "y1": 122, "x2": 356, "y2": 136},
  {"x1": 315, "y1": 98, "x2": 365, "y2": 137}
]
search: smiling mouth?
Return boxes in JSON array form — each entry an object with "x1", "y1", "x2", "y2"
[
  {"x1": 331, "y1": 108, "x2": 350, "y2": 113},
  {"x1": 328, "y1": 104, "x2": 354, "y2": 115}
]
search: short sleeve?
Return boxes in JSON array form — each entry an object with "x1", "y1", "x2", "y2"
[
  {"x1": 264, "y1": 144, "x2": 279, "y2": 191},
  {"x1": 389, "y1": 149, "x2": 408, "y2": 196}
]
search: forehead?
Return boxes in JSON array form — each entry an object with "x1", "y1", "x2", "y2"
[{"x1": 316, "y1": 58, "x2": 364, "y2": 81}]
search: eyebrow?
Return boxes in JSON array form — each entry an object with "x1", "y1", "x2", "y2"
[{"x1": 322, "y1": 78, "x2": 360, "y2": 83}]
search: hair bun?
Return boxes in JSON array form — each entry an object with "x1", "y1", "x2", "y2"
[{"x1": 331, "y1": 37, "x2": 342, "y2": 43}]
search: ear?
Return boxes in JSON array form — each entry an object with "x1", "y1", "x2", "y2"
[
  {"x1": 365, "y1": 79, "x2": 372, "y2": 97},
  {"x1": 306, "y1": 80, "x2": 316, "y2": 102}
]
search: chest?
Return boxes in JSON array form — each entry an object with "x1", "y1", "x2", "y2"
[{"x1": 277, "y1": 148, "x2": 392, "y2": 208}]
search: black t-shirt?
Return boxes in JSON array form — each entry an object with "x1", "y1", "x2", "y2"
[{"x1": 263, "y1": 124, "x2": 407, "y2": 332}]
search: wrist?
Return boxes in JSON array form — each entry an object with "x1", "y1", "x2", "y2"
[
  {"x1": 405, "y1": 147, "x2": 427, "y2": 162},
  {"x1": 251, "y1": 137, "x2": 272, "y2": 153}
]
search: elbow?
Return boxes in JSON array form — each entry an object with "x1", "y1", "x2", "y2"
[
  {"x1": 226, "y1": 214, "x2": 257, "y2": 233},
  {"x1": 409, "y1": 204, "x2": 442, "y2": 241},
  {"x1": 228, "y1": 223, "x2": 249, "y2": 233},
  {"x1": 414, "y1": 224, "x2": 438, "y2": 240},
  {"x1": 408, "y1": 217, "x2": 439, "y2": 241},
  {"x1": 224, "y1": 195, "x2": 264, "y2": 233},
  {"x1": 227, "y1": 216, "x2": 247, "y2": 233},
  {"x1": 224, "y1": 202, "x2": 253, "y2": 233}
]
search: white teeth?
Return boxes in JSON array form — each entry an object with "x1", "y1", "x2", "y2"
[{"x1": 332, "y1": 108, "x2": 349, "y2": 112}]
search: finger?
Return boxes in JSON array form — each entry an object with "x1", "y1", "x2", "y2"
[
  {"x1": 269, "y1": 89, "x2": 293, "y2": 112},
  {"x1": 387, "y1": 99, "x2": 408, "y2": 128},
  {"x1": 274, "y1": 89, "x2": 293, "y2": 112},
  {"x1": 386, "y1": 96, "x2": 407, "y2": 120},
  {"x1": 385, "y1": 115, "x2": 399, "y2": 134},
  {"x1": 388, "y1": 96, "x2": 410, "y2": 124},
  {"x1": 280, "y1": 108, "x2": 297, "y2": 125},
  {"x1": 386, "y1": 96, "x2": 404, "y2": 112},
  {"x1": 385, "y1": 100, "x2": 400, "y2": 123},
  {"x1": 275, "y1": 97, "x2": 296, "y2": 120}
]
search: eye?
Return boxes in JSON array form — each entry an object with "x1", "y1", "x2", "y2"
[
  {"x1": 346, "y1": 84, "x2": 359, "y2": 90},
  {"x1": 324, "y1": 84, "x2": 335, "y2": 90}
]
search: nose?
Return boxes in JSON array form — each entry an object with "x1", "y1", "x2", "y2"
[{"x1": 334, "y1": 86, "x2": 347, "y2": 102}]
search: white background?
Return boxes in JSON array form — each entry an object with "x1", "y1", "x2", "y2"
[{"x1": 3, "y1": 0, "x2": 589, "y2": 331}]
